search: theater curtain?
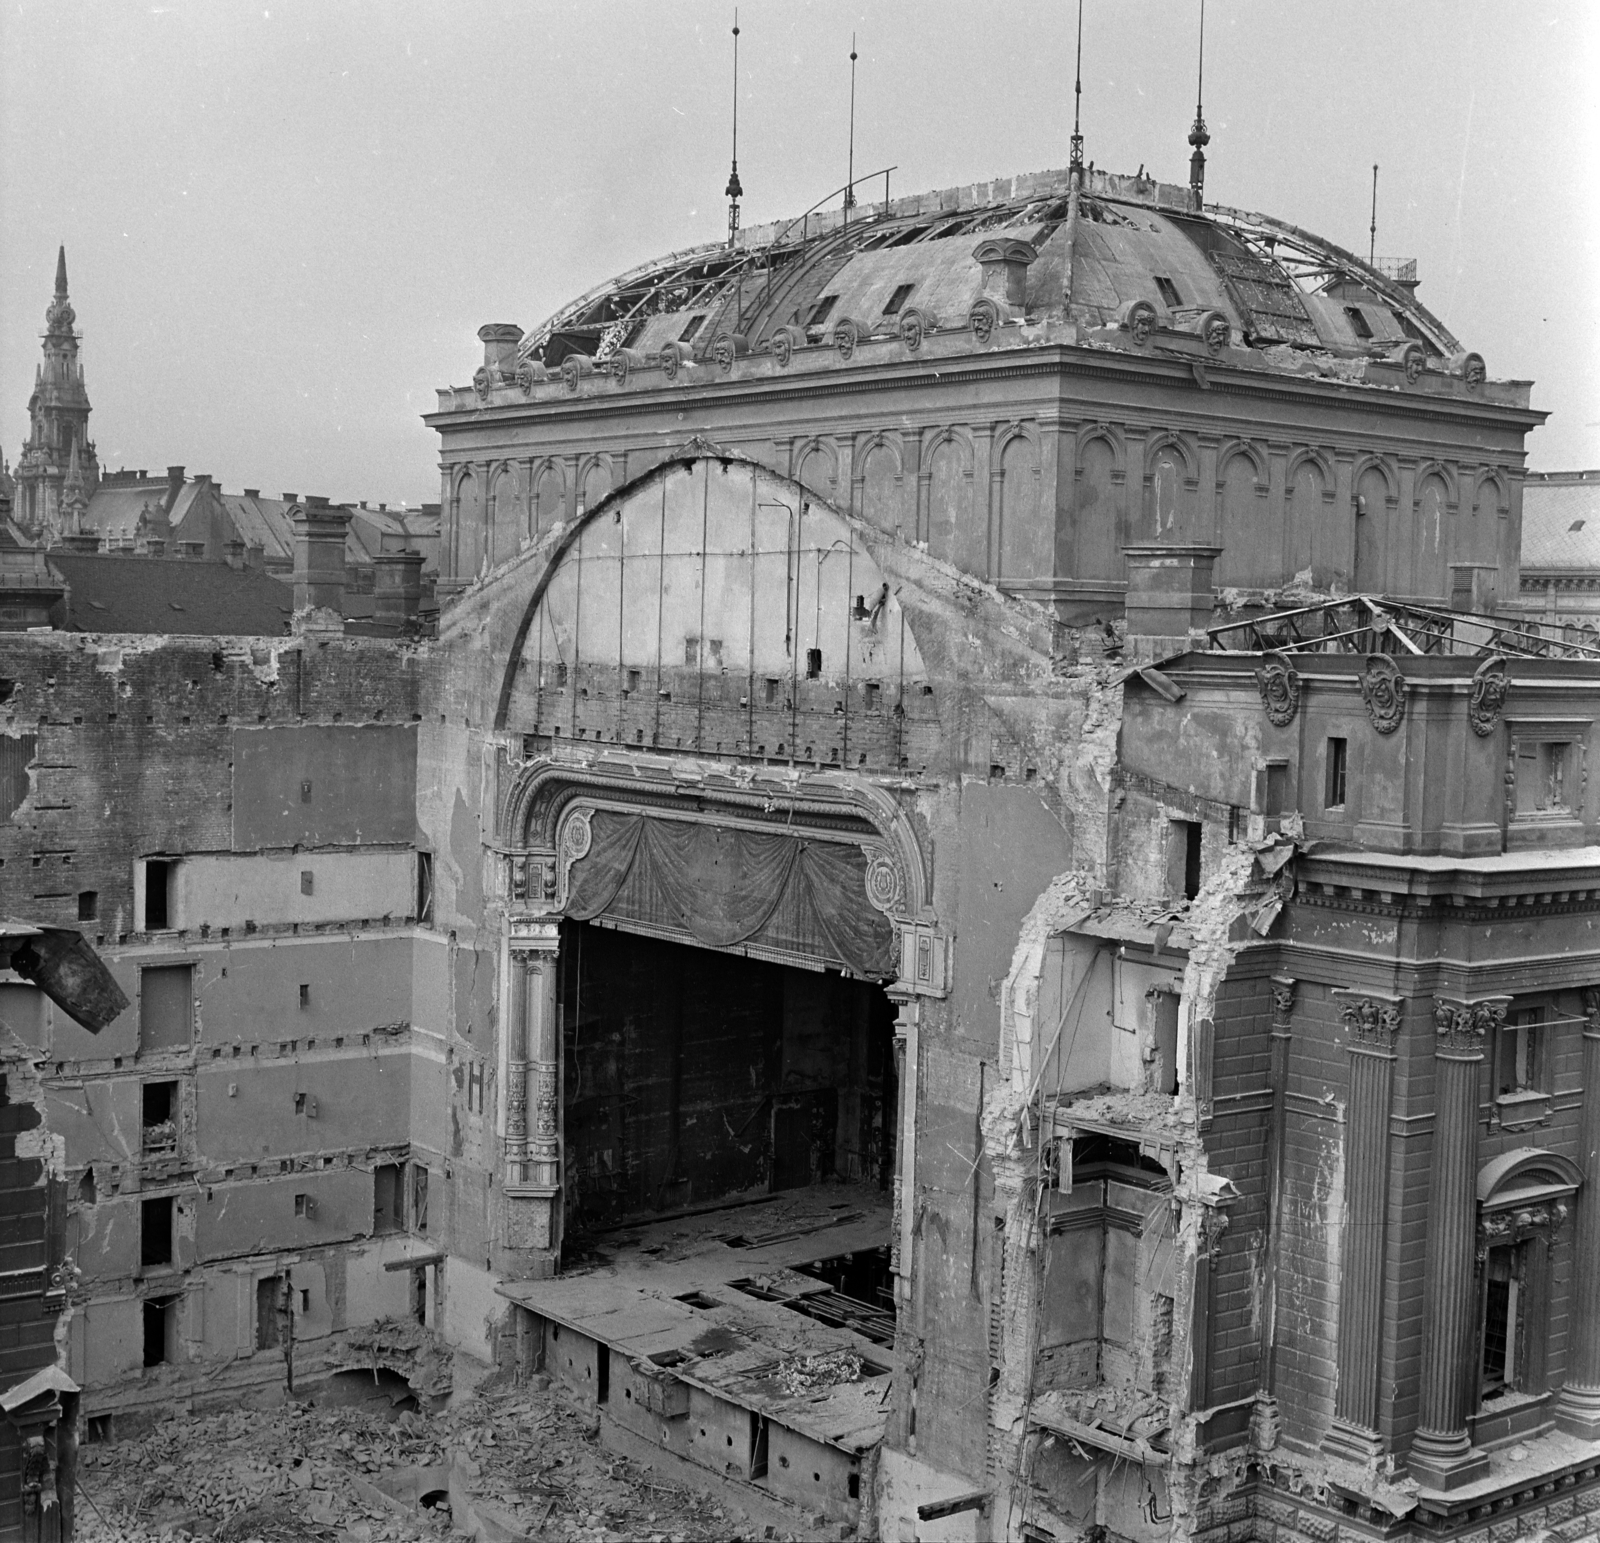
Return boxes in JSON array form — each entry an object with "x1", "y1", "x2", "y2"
[{"x1": 565, "y1": 809, "x2": 897, "y2": 979}]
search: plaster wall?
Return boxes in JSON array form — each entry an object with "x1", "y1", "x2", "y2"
[{"x1": 175, "y1": 851, "x2": 417, "y2": 931}]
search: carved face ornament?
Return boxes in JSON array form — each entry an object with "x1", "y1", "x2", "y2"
[{"x1": 1255, "y1": 653, "x2": 1301, "y2": 727}]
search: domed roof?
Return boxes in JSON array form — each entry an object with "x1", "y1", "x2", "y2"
[{"x1": 516, "y1": 164, "x2": 1464, "y2": 375}]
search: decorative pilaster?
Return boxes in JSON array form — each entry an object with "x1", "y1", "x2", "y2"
[
  {"x1": 890, "y1": 992, "x2": 919, "y2": 1310},
  {"x1": 506, "y1": 921, "x2": 561, "y2": 1211},
  {"x1": 1556, "y1": 988, "x2": 1600, "y2": 1437},
  {"x1": 1324, "y1": 992, "x2": 1401, "y2": 1461},
  {"x1": 1410, "y1": 998, "x2": 1504, "y2": 1490},
  {"x1": 1253, "y1": 975, "x2": 1294, "y2": 1449}
]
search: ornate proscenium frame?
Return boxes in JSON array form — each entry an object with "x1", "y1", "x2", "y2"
[{"x1": 493, "y1": 750, "x2": 948, "y2": 1277}]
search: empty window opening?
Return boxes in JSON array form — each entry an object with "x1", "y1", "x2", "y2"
[
  {"x1": 808, "y1": 295, "x2": 838, "y2": 327},
  {"x1": 142, "y1": 1081, "x2": 178, "y2": 1153},
  {"x1": 294, "y1": 1192, "x2": 313, "y2": 1219},
  {"x1": 78, "y1": 889, "x2": 98, "y2": 921},
  {"x1": 1497, "y1": 1008, "x2": 1545, "y2": 1098},
  {"x1": 806, "y1": 647, "x2": 823, "y2": 679},
  {"x1": 1482, "y1": 1243, "x2": 1529, "y2": 1401},
  {"x1": 1344, "y1": 305, "x2": 1375, "y2": 339},
  {"x1": 86, "y1": 1415, "x2": 112, "y2": 1444},
  {"x1": 374, "y1": 1162, "x2": 403, "y2": 1233},
  {"x1": 678, "y1": 314, "x2": 705, "y2": 343},
  {"x1": 143, "y1": 1297, "x2": 177, "y2": 1367},
  {"x1": 141, "y1": 1196, "x2": 174, "y2": 1269},
  {"x1": 143, "y1": 859, "x2": 175, "y2": 930},
  {"x1": 256, "y1": 1275, "x2": 284, "y2": 1350},
  {"x1": 299, "y1": 983, "x2": 310, "y2": 1010},
  {"x1": 1153, "y1": 275, "x2": 1183, "y2": 308},
  {"x1": 1167, "y1": 820, "x2": 1202, "y2": 902},
  {"x1": 882, "y1": 283, "x2": 915, "y2": 316},
  {"x1": 1325, "y1": 737, "x2": 1348, "y2": 810},
  {"x1": 78, "y1": 1166, "x2": 97, "y2": 1206},
  {"x1": 300, "y1": 869, "x2": 314, "y2": 896},
  {"x1": 417, "y1": 851, "x2": 435, "y2": 925},
  {"x1": 300, "y1": 779, "x2": 313, "y2": 804},
  {"x1": 864, "y1": 682, "x2": 881, "y2": 711},
  {"x1": 597, "y1": 1345, "x2": 611, "y2": 1405},
  {"x1": 139, "y1": 965, "x2": 193, "y2": 1052},
  {"x1": 411, "y1": 1163, "x2": 430, "y2": 1233},
  {"x1": 764, "y1": 677, "x2": 780, "y2": 707}
]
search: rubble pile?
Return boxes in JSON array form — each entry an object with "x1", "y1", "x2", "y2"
[
  {"x1": 772, "y1": 1351, "x2": 863, "y2": 1397},
  {"x1": 75, "y1": 1377, "x2": 801, "y2": 1543}
]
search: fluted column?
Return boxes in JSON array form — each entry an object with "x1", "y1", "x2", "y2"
[
  {"x1": 1410, "y1": 998, "x2": 1501, "y2": 1490},
  {"x1": 1557, "y1": 987, "x2": 1600, "y2": 1437},
  {"x1": 1324, "y1": 992, "x2": 1400, "y2": 1461}
]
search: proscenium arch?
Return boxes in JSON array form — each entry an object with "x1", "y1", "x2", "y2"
[
  {"x1": 490, "y1": 443, "x2": 935, "y2": 736},
  {"x1": 500, "y1": 758, "x2": 932, "y2": 929}
]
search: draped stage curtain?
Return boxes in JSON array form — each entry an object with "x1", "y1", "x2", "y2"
[{"x1": 565, "y1": 810, "x2": 897, "y2": 979}]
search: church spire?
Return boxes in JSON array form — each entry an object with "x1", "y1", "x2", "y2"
[{"x1": 55, "y1": 245, "x2": 68, "y2": 299}]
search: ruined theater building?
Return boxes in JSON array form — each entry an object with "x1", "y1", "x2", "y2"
[{"x1": 5, "y1": 159, "x2": 1599, "y2": 1543}]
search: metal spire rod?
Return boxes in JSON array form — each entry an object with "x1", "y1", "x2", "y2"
[
  {"x1": 1369, "y1": 163, "x2": 1379, "y2": 265},
  {"x1": 844, "y1": 34, "x2": 858, "y2": 226},
  {"x1": 725, "y1": 9, "x2": 743, "y2": 248},
  {"x1": 1187, "y1": 0, "x2": 1210, "y2": 211},
  {"x1": 1070, "y1": 0, "x2": 1084, "y2": 173}
]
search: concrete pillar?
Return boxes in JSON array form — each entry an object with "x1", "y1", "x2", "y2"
[
  {"x1": 1410, "y1": 998, "x2": 1499, "y2": 1490},
  {"x1": 1556, "y1": 988, "x2": 1600, "y2": 1437},
  {"x1": 1324, "y1": 992, "x2": 1400, "y2": 1461}
]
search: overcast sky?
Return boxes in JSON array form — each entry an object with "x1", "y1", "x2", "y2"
[{"x1": 2, "y1": 0, "x2": 1596, "y2": 506}]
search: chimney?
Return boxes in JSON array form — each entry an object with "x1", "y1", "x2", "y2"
[
  {"x1": 56, "y1": 533, "x2": 102, "y2": 554},
  {"x1": 224, "y1": 539, "x2": 247, "y2": 569},
  {"x1": 177, "y1": 540, "x2": 206, "y2": 560},
  {"x1": 478, "y1": 323, "x2": 524, "y2": 376},
  {"x1": 1121, "y1": 543, "x2": 1222, "y2": 654},
  {"x1": 243, "y1": 489, "x2": 261, "y2": 500},
  {"x1": 281, "y1": 493, "x2": 300, "y2": 504},
  {"x1": 165, "y1": 466, "x2": 186, "y2": 513},
  {"x1": 146, "y1": 538, "x2": 166, "y2": 557},
  {"x1": 373, "y1": 550, "x2": 425, "y2": 628},
  {"x1": 972, "y1": 239, "x2": 1038, "y2": 306},
  {"x1": 292, "y1": 497, "x2": 352, "y2": 614}
]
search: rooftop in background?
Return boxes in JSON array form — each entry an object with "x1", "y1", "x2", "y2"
[
  {"x1": 1520, "y1": 471, "x2": 1600, "y2": 573},
  {"x1": 47, "y1": 552, "x2": 293, "y2": 635}
]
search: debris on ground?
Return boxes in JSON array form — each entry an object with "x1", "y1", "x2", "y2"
[
  {"x1": 773, "y1": 1350, "x2": 862, "y2": 1397},
  {"x1": 74, "y1": 1375, "x2": 815, "y2": 1543}
]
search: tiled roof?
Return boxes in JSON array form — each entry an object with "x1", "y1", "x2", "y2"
[
  {"x1": 1521, "y1": 472, "x2": 1600, "y2": 571},
  {"x1": 48, "y1": 554, "x2": 293, "y2": 635}
]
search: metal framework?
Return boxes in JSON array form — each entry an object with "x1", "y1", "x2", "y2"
[{"x1": 1207, "y1": 596, "x2": 1600, "y2": 662}]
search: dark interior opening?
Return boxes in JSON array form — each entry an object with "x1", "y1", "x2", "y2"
[
  {"x1": 145, "y1": 860, "x2": 172, "y2": 930},
  {"x1": 140, "y1": 1195, "x2": 174, "y2": 1268},
  {"x1": 560, "y1": 921, "x2": 896, "y2": 1240},
  {"x1": 142, "y1": 1297, "x2": 175, "y2": 1366}
]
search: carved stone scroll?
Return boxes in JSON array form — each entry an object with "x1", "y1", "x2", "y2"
[
  {"x1": 1255, "y1": 652, "x2": 1302, "y2": 727},
  {"x1": 1468, "y1": 655, "x2": 1509, "y2": 737},
  {"x1": 1360, "y1": 654, "x2": 1407, "y2": 735}
]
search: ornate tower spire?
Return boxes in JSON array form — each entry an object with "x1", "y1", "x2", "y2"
[
  {"x1": 1187, "y1": 0, "x2": 1210, "y2": 212},
  {"x1": 15, "y1": 246, "x2": 99, "y2": 542}
]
